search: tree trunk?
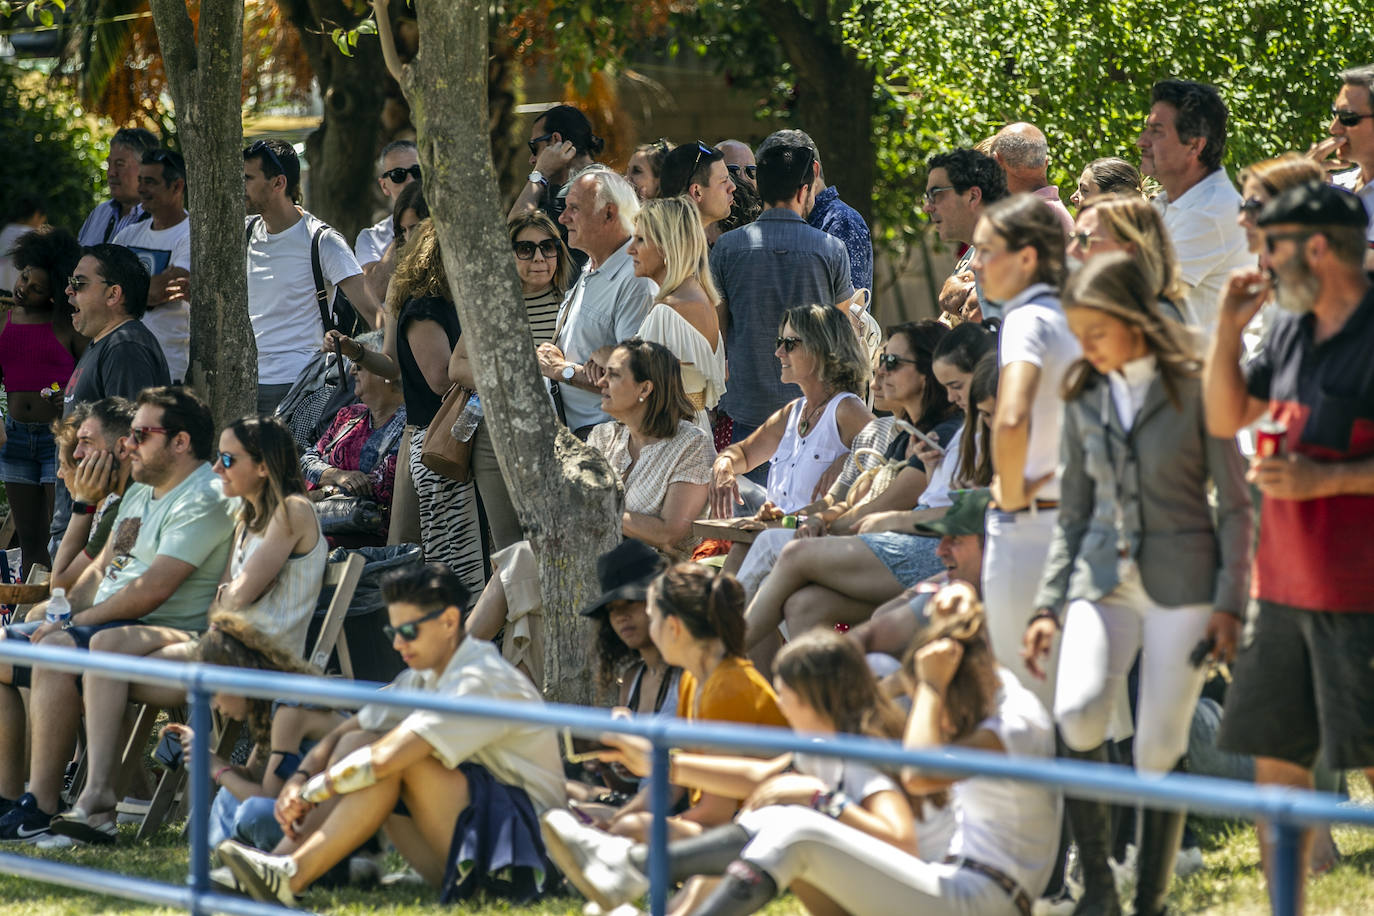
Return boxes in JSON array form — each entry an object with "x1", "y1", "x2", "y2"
[
  {"x1": 147, "y1": 0, "x2": 255, "y2": 428},
  {"x1": 394, "y1": 0, "x2": 623, "y2": 703}
]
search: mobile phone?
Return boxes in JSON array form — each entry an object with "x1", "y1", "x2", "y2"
[
  {"x1": 152, "y1": 731, "x2": 184, "y2": 771},
  {"x1": 561, "y1": 728, "x2": 614, "y2": 764},
  {"x1": 1188, "y1": 636, "x2": 1216, "y2": 669},
  {"x1": 895, "y1": 419, "x2": 946, "y2": 457}
]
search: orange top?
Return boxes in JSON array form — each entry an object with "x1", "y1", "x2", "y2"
[{"x1": 677, "y1": 656, "x2": 789, "y2": 805}]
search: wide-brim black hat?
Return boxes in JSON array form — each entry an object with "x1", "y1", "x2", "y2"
[{"x1": 578, "y1": 538, "x2": 666, "y2": 618}]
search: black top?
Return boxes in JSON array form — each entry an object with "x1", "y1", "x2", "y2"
[
  {"x1": 397, "y1": 296, "x2": 460, "y2": 428},
  {"x1": 886, "y1": 412, "x2": 965, "y2": 474},
  {"x1": 63, "y1": 318, "x2": 171, "y2": 417}
]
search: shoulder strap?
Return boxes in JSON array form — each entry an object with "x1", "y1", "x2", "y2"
[
  {"x1": 308, "y1": 223, "x2": 334, "y2": 332},
  {"x1": 245, "y1": 215, "x2": 261, "y2": 245}
]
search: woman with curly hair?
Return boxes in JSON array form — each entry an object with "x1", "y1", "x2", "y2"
[{"x1": 0, "y1": 226, "x2": 84, "y2": 575}]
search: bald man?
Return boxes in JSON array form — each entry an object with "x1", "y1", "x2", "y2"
[
  {"x1": 716, "y1": 139, "x2": 757, "y2": 192},
  {"x1": 990, "y1": 122, "x2": 1076, "y2": 237}
]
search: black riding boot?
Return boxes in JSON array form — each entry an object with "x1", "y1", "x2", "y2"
[
  {"x1": 1063, "y1": 742, "x2": 1123, "y2": 916},
  {"x1": 693, "y1": 860, "x2": 779, "y2": 916},
  {"x1": 1133, "y1": 807, "x2": 1187, "y2": 916},
  {"x1": 629, "y1": 823, "x2": 752, "y2": 884}
]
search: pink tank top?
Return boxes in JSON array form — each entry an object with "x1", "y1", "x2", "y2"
[{"x1": 0, "y1": 320, "x2": 76, "y2": 392}]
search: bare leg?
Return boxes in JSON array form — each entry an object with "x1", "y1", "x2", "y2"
[
  {"x1": 1254, "y1": 756, "x2": 1315, "y2": 915},
  {"x1": 722, "y1": 543, "x2": 750, "y2": 577},
  {"x1": 744, "y1": 539, "x2": 902, "y2": 648},
  {"x1": 850, "y1": 590, "x2": 925, "y2": 656},
  {"x1": 0, "y1": 631, "x2": 27, "y2": 800},
  {"x1": 781, "y1": 585, "x2": 887, "y2": 639},
  {"x1": 7, "y1": 482, "x2": 54, "y2": 576},
  {"x1": 273, "y1": 730, "x2": 379, "y2": 855},
  {"x1": 28, "y1": 630, "x2": 84, "y2": 812},
  {"x1": 609, "y1": 811, "x2": 705, "y2": 844}
]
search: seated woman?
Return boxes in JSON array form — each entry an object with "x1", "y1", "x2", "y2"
[
  {"x1": 588, "y1": 338, "x2": 714, "y2": 561},
  {"x1": 544, "y1": 629, "x2": 950, "y2": 914},
  {"x1": 300, "y1": 351, "x2": 406, "y2": 547},
  {"x1": 55, "y1": 416, "x2": 326, "y2": 841},
  {"x1": 216, "y1": 562, "x2": 566, "y2": 906},
  {"x1": 628, "y1": 196, "x2": 726, "y2": 436}
]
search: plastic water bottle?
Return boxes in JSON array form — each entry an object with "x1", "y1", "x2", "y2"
[
  {"x1": 45, "y1": 587, "x2": 71, "y2": 627},
  {"x1": 450, "y1": 393, "x2": 483, "y2": 442}
]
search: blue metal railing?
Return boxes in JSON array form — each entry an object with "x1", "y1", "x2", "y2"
[{"x1": 0, "y1": 639, "x2": 1369, "y2": 916}]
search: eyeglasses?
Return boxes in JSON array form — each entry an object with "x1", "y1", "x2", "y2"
[
  {"x1": 923, "y1": 185, "x2": 955, "y2": 205},
  {"x1": 1332, "y1": 108, "x2": 1374, "y2": 128},
  {"x1": 130, "y1": 426, "x2": 169, "y2": 445},
  {"x1": 381, "y1": 164, "x2": 421, "y2": 184},
  {"x1": 1238, "y1": 197, "x2": 1266, "y2": 217},
  {"x1": 67, "y1": 275, "x2": 112, "y2": 292},
  {"x1": 1264, "y1": 231, "x2": 1314, "y2": 253},
  {"x1": 726, "y1": 164, "x2": 757, "y2": 182},
  {"x1": 382, "y1": 605, "x2": 450, "y2": 642},
  {"x1": 776, "y1": 336, "x2": 804, "y2": 353},
  {"x1": 217, "y1": 451, "x2": 237, "y2": 469},
  {"x1": 877, "y1": 353, "x2": 919, "y2": 371},
  {"x1": 514, "y1": 239, "x2": 561, "y2": 260},
  {"x1": 244, "y1": 139, "x2": 285, "y2": 177},
  {"x1": 527, "y1": 133, "x2": 554, "y2": 156},
  {"x1": 1068, "y1": 230, "x2": 1099, "y2": 251}
]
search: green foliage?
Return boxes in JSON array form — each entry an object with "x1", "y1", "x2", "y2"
[
  {"x1": 844, "y1": 0, "x2": 1374, "y2": 248},
  {"x1": 0, "y1": 63, "x2": 104, "y2": 231}
]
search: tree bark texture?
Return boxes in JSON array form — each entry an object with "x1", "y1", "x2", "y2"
[
  {"x1": 396, "y1": 0, "x2": 623, "y2": 704},
  {"x1": 147, "y1": 0, "x2": 256, "y2": 428}
]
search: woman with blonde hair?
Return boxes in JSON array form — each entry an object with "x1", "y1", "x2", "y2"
[
  {"x1": 628, "y1": 196, "x2": 726, "y2": 435},
  {"x1": 505, "y1": 209, "x2": 575, "y2": 346},
  {"x1": 1068, "y1": 193, "x2": 1188, "y2": 321}
]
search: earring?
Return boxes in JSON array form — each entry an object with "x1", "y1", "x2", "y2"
[{"x1": 638, "y1": 396, "x2": 645, "y2": 403}]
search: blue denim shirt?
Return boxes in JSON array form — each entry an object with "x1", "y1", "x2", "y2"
[{"x1": 808, "y1": 186, "x2": 872, "y2": 293}]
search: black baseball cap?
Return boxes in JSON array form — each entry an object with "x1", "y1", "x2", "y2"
[
  {"x1": 1257, "y1": 180, "x2": 1369, "y2": 230},
  {"x1": 578, "y1": 539, "x2": 666, "y2": 617}
]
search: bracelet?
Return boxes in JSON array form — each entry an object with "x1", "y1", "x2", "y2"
[
  {"x1": 72, "y1": 501, "x2": 97, "y2": 515},
  {"x1": 212, "y1": 765, "x2": 232, "y2": 785}
]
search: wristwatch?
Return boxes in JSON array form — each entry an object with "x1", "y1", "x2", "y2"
[
  {"x1": 560, "y1": 364, "x2": 576, "y2": 381},
  {"x1": 528, "y1": 170, "x2": 548, "y2": 188}
]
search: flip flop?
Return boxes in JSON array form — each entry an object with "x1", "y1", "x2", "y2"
[{"x1": 48, "y1": 807, "x2": 118, "y2": 845}]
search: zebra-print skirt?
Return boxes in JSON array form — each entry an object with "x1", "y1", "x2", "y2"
[{"x1": 408, "y1": 427, "x2": 486, "y2": 594}]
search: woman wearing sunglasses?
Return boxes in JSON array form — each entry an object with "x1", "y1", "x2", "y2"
[{"x1": 1068, "y1": 194, "x2": 1188, "y2": 327}]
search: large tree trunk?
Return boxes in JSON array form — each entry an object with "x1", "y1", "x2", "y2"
[
  {"x1": 387, "y1": 0, "x2": 622, "y2": 703},
  {"x1": 148, "y1": 0, "x2": 255, "y2": 428}
]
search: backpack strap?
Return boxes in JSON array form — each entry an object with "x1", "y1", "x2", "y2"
[
  {"x1": 308, "y1": 222, "x2": 335, "y2": 333},
  {"x1": 245, "y1": 215, "x2": 261, "y2": 245}
]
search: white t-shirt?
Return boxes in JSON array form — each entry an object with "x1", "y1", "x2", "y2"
[
  {"x1": 114, "y1": 215, "x2": 192, "y2": 382},
  {"x1": 918, "y1": 425, "x2": 963, "y2": 508},
  {"x1": 997, "y1": 284, "x2": 1080, "y2": 501},
  {"x1": 354, "y1": 216, "x2": 393, "y2": 267},
  {"x1": 245, "y1": 213, "x2": 362, "y2": 385},
  {"x1": 948, "y1": 668, "x2": 1061, "y2": 897},
  {"x1": 357, "y1": 637, "x2": 566, "y2": 811},
  {"x1": 1332, "y1": 167, "x2": 1374, "y2": 246},
  {"x1": 1153, "y1": 169, "x2": 1253, "y2": 335}
]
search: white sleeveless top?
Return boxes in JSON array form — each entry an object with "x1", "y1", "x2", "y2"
[
  {"x1": 766, "y1": 392, "x2": 860, "y2": 514},
  {"x1": 637, "y1": 303, "x2": 726, "y2": 438},
  {"x1": 227, "y1": 516, "x2": 328, "y2": 656}
]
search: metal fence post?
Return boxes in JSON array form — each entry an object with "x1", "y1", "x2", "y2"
[
  {"x1": 1269, "y1": 819, "x2": 1301, "y2": 916},
  {"x1": 648, "y1": 732, "x2": 670, "y2": 916},
  {"x1": 187, "y1": 672, "x2": 213, "y2": 916}
]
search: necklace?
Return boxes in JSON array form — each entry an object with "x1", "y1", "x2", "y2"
[{"x1": 797, "y1": 392, "x2": 835, "y2": 437}]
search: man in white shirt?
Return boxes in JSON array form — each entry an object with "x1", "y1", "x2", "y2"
[
  {"x1": 1318, "y1": 64, "x2": 1374, "y2": 268},
  {"x1": 535, "y1": 165, "x2": 656, "y2": 438},
  {"x1": 354, "y1": 139, "x2": 419, "y2": 271},
  {"x1": 77, "y1": 127, "x2": 158, "y2": 247},
  {"x1": 1137, "y1": 79, "x2": 1252, "y2": 334},
  {"x1": 114, "y1": 149, "x2": 191, "y2": 382},
  {"x1": 243, "y1": 138, "x2": 381, "y2": 414}
]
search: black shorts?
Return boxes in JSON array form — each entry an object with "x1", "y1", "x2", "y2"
[
  {"x1": 1218, "y1": 600, "x2": 1374, "y2": 769},
  {"x1": 2, "y1": 619, "x2": 134, "y2": 689}
]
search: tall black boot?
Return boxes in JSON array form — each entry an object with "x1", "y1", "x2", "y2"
[
  {"x1": 629, "y1": 824, "x2": 752, "y2": 884},
  {"x1": 1062, "y1": 742, "x2": 1123, "y2": 916},
  {"x1": 693, "y1": 860, "x2": 779, "y2": 916},
  {"x1": 1133, "y1": 807, "x2": 1187, "y2": 916}
]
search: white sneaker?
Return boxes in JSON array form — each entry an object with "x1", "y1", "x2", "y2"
[
  {"x1": 209, "y1": 865, "x2": 244, "y2": 894},
  {"x1": 216, "y1": 839, "x2": 300, "y2": 907},
  {"x1": 540, "y1": 809, "x2": 649, "y2": 910},
  {"x1": 34, "y1": 833, "x2": 75, "y2": 850},
  {"x1": 1174, "y1": 845, "x2": 1205, "y2": 878}
]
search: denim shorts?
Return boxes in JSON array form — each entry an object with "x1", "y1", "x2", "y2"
[{"x1": 0, "y1": 415, "x2": 57, "y2": 486}]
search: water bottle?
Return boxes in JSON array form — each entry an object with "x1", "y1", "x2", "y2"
[
  {"x1": 449, "y1": 393, "x2": 483, "y2": 443},
  {"x1": 45, "y1": 587, "x2": 71, "y2": 627}
]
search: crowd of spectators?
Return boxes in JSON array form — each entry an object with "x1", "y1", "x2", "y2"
[{"x1": 1, "y1": 62, "x2": 1374, "y2": 916}]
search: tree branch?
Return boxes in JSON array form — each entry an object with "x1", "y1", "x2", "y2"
[
  {"x1": 371, "y1": 0, "x2": 406, "y2": 86},
  {"x1": 146, "y1": 0, "x2": 195, "y2": 110}
]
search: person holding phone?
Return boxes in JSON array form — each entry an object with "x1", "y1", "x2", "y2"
[{"x1": 1021, "y1": 253, "x2": 1249, "y2": 916}]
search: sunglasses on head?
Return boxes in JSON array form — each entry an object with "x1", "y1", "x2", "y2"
[
  {"x1": 689, "y1": 140, "x2": 716, "y2": 176},
  {"x1": 244, "y1": 139, "x2": 285, "y2": 177},
  {"x1": 514, "y1": 239, "x2": 560, "y2": 260},
  {"x1": 528, "y1": 133, "x2": 554, "y2": 156},
  {"x1": 877, "y1": 353, "x2": 919, "y2": 371},
  {"x1": 776, "y1": 336, "x2": 804, "y2": 353},
  {"x1": 726, "y1": 164, "x2": 757, "y2": 181},
  {"x1": 1332, "y1": 108, "x2": 1374, "y2": 128},
  {"x1": 383, "y1": 605, "x2": 450, "y2": 642},
  {"x1": 381, "y1": 164, "x2": 421, "y2": 184},
  {"x1": 130, "y1": 426, "x2": 169, "y2": 445}
]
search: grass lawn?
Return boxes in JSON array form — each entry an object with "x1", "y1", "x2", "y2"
[{"x1": 0, "y1": 782, "x2": 1371, "y2": 914}]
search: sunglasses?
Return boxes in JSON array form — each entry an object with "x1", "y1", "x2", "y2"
[
  {"x1": 877, "y1": 353, "x2": 919, "y2": 371},
  {"x1": 1238, "y1": 197, "x2": 1266, "y2": 217},
  {"x1": 67, "y1": 274, "x2": 112, "y2": 292},
  {"x1": 382, "y1": 605, "x2": 450, "y2": 642},
  {"x1": 1332, "y1": 108, "x2": 1374, "y2": 128},
  {"x1": 776, "y1": 336, "x2": 804, "y2": 353},
  {"x1": 217, "y1": 451, "x2": 237, "y2": 469},
  {"x1": 381, "y1": 164, "x2": 421, "y2": 184},
  {"x1": 244, "y1": 139, "x2": 285, "y2": 177},
  {"x1": 1068, "y1": 230, "x2": 1098, "y2": 251},
  {"x1": 923, "y1": 185, "x2": 955, "y2": 205},
  {"x1": 1264, "y1": 230, "x2": 1314, "y2": 254},
  {"x1": 726, "y1": 164, "x2": 757, "y2": 181},
  {"x1": 514, "y1": 239, "x2": 560, "y2": 260},
  {"x1": 527, "y1": 133, "x2": 554, "y2": 156},
  {"x1": 130, "y1": 426, "x2": 169, "y2": 444},
  {"x1": 689, "y1": 140, "x2": 716, "y2": 177}
]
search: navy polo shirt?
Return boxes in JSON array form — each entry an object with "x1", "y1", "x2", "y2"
[{"x1": 1244, "y1": 285, "x2": 1374, "y2": 612}]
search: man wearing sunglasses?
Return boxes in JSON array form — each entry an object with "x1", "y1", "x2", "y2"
[
  {"x1": 716, "y1": 139, "x2": 757, "y2": 191},
  {"x1": 1319, "y1": 65, "x2": 1374, "y2": 267},
  {"x1": 354, "y1": 139, "x2": 420, "y2": 273},
  {"x1": 659, "y1": 141, "x2": 736, "y2": 232},
  {"x1": 509, "y1": 104, "x2": 602, "y2": 234},
  {"x1": 217, "y1": 562, "x2": 564, "y2": 906}
]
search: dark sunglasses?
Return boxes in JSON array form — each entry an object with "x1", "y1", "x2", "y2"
[
  {"x1": 776, "y1": 336, "x2": 804, "y2": 353},
  {"x1": 217, "y1": 451, "x2": 237, "y2": 469},
  {"x1": 381, "y1": 164, "x2": 421, "y2": 184},
  {"x1": 67, "y1": 274, "x2": 112, "y2": 292},
  {"x1": 244, "y1": 139, "x2": 285, "y2": 177},
  {"x1": 527, "y1": 133, "x2": 554, "y2": 156},
  {"x1": 877, "y1": 353, "x2": 919, "y2": 371},
  {"x1": 514, "y1": 239, "x2": 560, "y2": 260},
  {"x1": 130, "y1": 426, "x2": 169, "y2": 444},
  {"x1": 1332, "y1": 108, "x2": 1374, "y2": 128},
  {"x1": 1068, "y1": 230, "x2": 1097, "y2": 251},
  {"x1": 1238, "y1": 197, "x2": 1266, "y2": 217},
  {"x1": 689, "y1": 140, "x2": 715, "y2": 176},
  {"x1": 383, "y1": 605, "x2": 450, "y2": 642},
  {"x1": 726, "y1": 163, "x2": 757, "y2": 181},
  {"x1": 1264, "y1": 230, "x2": 1314, "y2": 254}
]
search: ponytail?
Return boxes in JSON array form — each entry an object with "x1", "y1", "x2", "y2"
[{"x1": 655, "y1": 564, "x2": 747, "y2": 658}]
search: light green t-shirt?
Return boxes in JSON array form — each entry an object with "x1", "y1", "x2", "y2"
[{"x1": 95, "y1": 462, "x2": 239, "y2": 632}]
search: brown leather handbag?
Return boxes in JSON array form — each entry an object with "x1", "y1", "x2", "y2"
[{"x1": 420, "y1": 384, "x2": 476, "y2": 482}]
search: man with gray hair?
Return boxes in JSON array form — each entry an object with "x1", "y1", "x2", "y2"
[
  {"x1": 536, "y1": 165, "x2": 656, "y2": 438},
  {"x1": 990, "y1": 122, "x2": 1075, "y2": 237},
  {"x1": 1313, "y1": 65, "x2": 1374, "y2": 266},
  {"x1": 77, "y1": 127, "x2": 158, "y2": 247}
]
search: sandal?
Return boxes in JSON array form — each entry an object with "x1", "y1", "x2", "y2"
[{"x1": 48, "y1": 807, "x2": 118, "y2": 845}]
